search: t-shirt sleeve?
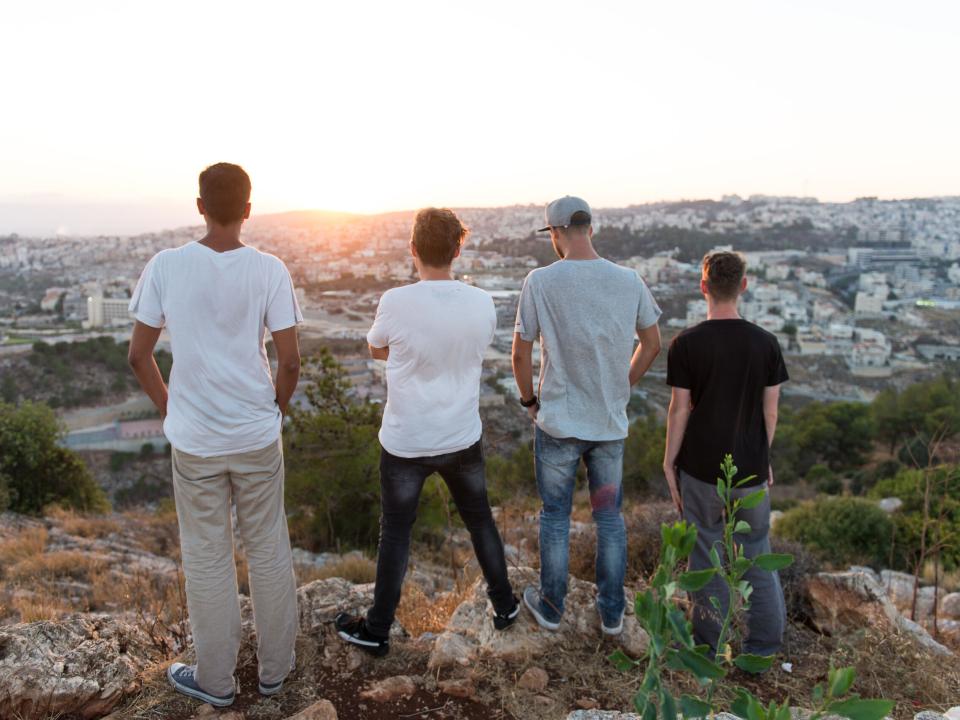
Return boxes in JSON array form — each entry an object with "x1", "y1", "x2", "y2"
[
  {"x1": 128, "y1": 254, "x2": 165, "y2": 328},
  {"x1": 636, "y1": 275, "x2": 662, "y2": 330},
  {"x1": 665, "y1": 336, "x2": 693, "y2": 389},
  {"x1": 767, "y1": 338, "x2": 790, "y2": 386},
  {"x1": 514, "y1": 273, "x2": 539, "y2": 342},
  {"x1": 367, "y1": 293, "x2": 391, "y2": 348},
  {"x1": 265, "y1": 260, "x2": 303, "y2": 333}
]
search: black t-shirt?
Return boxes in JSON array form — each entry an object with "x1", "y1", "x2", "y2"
[{"x1": 666, "y1": 319, "x2": 788, "y2": 487}]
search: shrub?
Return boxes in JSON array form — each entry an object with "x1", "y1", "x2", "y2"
[
  {"x1": 774, "y1": 496, "x2": 893, "y2": 568},
  {"x1": 0, "y1": 402, "x2": 109, "y2": 515},
  {"x1": 807, "y1": 463, "x2": 842, "y2": 495}
]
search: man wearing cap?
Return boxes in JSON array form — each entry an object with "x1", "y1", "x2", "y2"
[{"x1": 512, "y1": 196, "x2": 662, "y2": 635}]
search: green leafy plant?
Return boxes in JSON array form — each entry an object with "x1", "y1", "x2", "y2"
[{"x1": 610, "y1": 454, "x2": 893, "y2": 720}]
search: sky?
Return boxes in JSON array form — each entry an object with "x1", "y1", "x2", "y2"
[{"x1": 1, "y1": 0, "x2": 958, "y2": 236}]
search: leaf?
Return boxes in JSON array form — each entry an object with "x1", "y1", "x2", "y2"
[
  {"x1": 753, "y1": 553, "x2": 795, "y2": 572},
  {"x1": 829, "y1": 666, "x2": 856, "y2": 698},
  {"x1": 667, "y1": 608, "x2": 694, "y2": 647},
  {"x1": 731, "y1": 689, "x2": 754, "y2": 719},
  {"x1": 678, "y1": 525, "x2": 698, "y2": 558},
  {"x1": 734, "y1": 519, "x2": 752, "y2": 534},
  {"x1": 677, "y1": 646, "x2": 726, "y2": 680},
  {"x1": 740, "y1": 488, "x2": 767, "y2": 509},
  {"x1": 635, "y1": 590, "x2": 655, "y2": 623},
  {"x1": 678, "y1": 568, "x2": 718, "y2": 592},
  {"x1": 826, "y1": 698, "x2": 895, "y2": 720},
  {"x1": 734, "y1": 473, "x2": 759, "y2": 488},
  {"x1": 680, "y1": 694, "x2": 712, "y2": 719},
  {"x1": 660, "y1": 687, "x2": 678, "y2": 720},
  {"x1": 608, "y1": 649, "x2": 636, "y2": 672},
  {"x1": 709, "y1": 546, "x2": 722, "y2": 568},
  {"x1": 733, "y1": 557, "x2": 754, "y2": 577},
  {"x1": 734, "y1": 653, "x2": 775, "y2": 674},
  {"x1": 812, "y1": 683, "x2": 825, "y2": 704}
]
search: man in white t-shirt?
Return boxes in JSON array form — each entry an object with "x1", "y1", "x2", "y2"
[
  {"x1": 335, "y1": 208, "x2": 519, "y2": 655},
  {"x1": 127, "y1": 163, "x2": 302, "y2": 708}
]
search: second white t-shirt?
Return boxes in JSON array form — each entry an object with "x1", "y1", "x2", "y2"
[
  {"x1": 367, "y1": 280, "x2": 496, "y2": 458},
  {"x1": 129, "y1": 241, "x2": 302, "y2": 457}
]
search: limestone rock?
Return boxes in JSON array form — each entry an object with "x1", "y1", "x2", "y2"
[
  {"x1": 941, "y1": 593, "x2": 960, "y2": 619},
  {"x1": 429, "y1": 567, "x2": 649, "y2": 669},
  {"x1": 296, "y1": 577, "x2": 404, "y2": 640},
  {"x1": 517, "y1": 666, "x2": 549, "y2": 691},
  {"x1": 0, "y1": 614, "x2": 162, "y2": 719},
  {"x1": 192, "y1": 706, "x2": 244, "y2": 720},
  {"x1": 359, "y1": 675, "x2": 417, "y2": 703},
  {"x1": 879, "y1": 570, "x2": 943, "y2": 621},
  {"x1": 805, "y1": 570, "x2": 952, "y2": 656},
  {"x1": 847, "y1": 566, "x2": 881, "y2": 585},
  {"x1": 566, "y1": 712, "x2": 642, "y2": 720},
  {"x1": 283, "y1": 699, "x2": 338, "y2": 720}
]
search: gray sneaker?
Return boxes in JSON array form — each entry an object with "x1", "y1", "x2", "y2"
[
  {"x1": 598, "y1": 604, "x2": 624, "y2": 636},
  {"x1": 522, "y1": 586, "x2": 560, "y2": 631},
  {"x1": 167, "y1": 663, "x2": 235, "y2": 707},
  {"x1": 259, "y1": 652, "x2": 297, "y2": 696}
]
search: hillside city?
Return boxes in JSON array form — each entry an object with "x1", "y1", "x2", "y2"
[{"x1": 1, "y1": 194, "x2": 959, "y2": 455}]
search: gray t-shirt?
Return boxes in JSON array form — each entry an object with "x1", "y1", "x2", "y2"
[{"x1": 515, "y1": 258, "x2": 661, "y2": 441}]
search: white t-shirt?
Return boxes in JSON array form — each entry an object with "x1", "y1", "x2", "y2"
[
  {"x1": 367, "y1": 280, "x2": 496, "y2": 458},
  {"x1": 129, "y1": 241, "x2": 303, "y2": 457}
]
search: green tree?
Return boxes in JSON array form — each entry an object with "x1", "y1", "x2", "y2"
[
  {"x1": 284, "y1": 349, "x2": 384, "y2": 551},
  {"x1": 0, "y1": 401, "x2": 109, "y2": 514},
  {"x1": 623, "y1": 415, "x2": 666, "y2": 494}
]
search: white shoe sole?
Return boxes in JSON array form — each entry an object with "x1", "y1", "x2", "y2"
[
  {"x1": 167, "y1": 666, "x2": 235, "y2": 707},
  {"x1": 523, "y1": 590, "x2": 560, "y2": 631}
]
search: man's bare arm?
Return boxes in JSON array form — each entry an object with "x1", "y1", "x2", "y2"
[
  {"x1": 271, "y1": 326, "x2": 301, "y2": 417},
  {"x1": 663, "y1": 386, "x2": 692, "y2": 513},
  {"x1": 512, "y1": 333, "x2": 539, "y2": 420},
  {"x1": 128, "y1": 321, "x2": 168, "y2": 418},
  {"x1": 763, "y1": 383, "x2": 781, "y2": 486},
  {"x1": 629, "y1": 323, "x2": 662, "y2": 386},
  {"x1": 369, "y1": 344, "x2": 389, "y2": 361},
  {"x1": 763, "y1": 384, "x2": 780, "y2": 447}
]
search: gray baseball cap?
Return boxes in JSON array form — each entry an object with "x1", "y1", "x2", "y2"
[{"x1": 537, "y1": 196, "x2": 592, "y2": 232}]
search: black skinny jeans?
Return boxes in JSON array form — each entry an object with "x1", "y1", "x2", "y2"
[{"x1": 366, "y1": 439, "x2": 514, "y2": 637}]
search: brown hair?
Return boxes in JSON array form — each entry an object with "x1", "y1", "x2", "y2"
[
  {"x1": 198, "y1": 162, "x2": 251, "y2": 225},
  {"x1": 702, "y1": 251, "x2": 746, "y2": 301},
  {"x1": 411, "y1": 208, "x2": 468, "y2": 267}
]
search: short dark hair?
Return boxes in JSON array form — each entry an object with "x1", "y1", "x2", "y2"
[
  {"x1": 411, "y1": 208, "x2": 468, "y2": 267},
  {"x1": 198, "y1": 163, "x2": 251, "y2": 225},
  {"x1": 702, "y1": 251, "x2": 746, "y2": 301}
]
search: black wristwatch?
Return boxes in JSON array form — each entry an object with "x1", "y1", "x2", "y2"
[{"x1": 520, "y1": 395, "x2": 539, "y2": 408}]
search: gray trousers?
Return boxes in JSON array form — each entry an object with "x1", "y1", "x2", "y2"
[{"x1": 680, "y1": 470, "x2": 786, "y2": 656}]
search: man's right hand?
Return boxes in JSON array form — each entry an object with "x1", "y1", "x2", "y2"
[
  {"x1": 526, "y1": 404, "x2": 539, "y2": 422},
  {"x1": 663, "y1": 464, "x2": 682, "y2": 515}
]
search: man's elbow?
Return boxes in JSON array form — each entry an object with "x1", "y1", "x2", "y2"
[
  {"x1": 280, "y1": 355, "x2": 301, "y2": 373},
  {"x1": 127, "y1": 348, "x2": 147, "y2": 368}
]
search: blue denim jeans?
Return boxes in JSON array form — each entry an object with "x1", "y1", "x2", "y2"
[{"x1": 534, "y1": 426, "x2": 627, "y2": 625}]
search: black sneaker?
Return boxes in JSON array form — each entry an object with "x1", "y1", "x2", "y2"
[
  {"x1": 493, "y1": 595, "x2": 521, "y2": 630},
  {"x1": 335, "y1": 612, "x2": 390, "y2": 657}
]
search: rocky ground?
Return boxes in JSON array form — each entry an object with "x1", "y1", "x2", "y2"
[{"x1": 1, "y1": 508, "x2": 960, "y2": 719}]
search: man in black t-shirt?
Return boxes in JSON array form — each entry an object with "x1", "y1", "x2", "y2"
[{"x1": 664, "y1": 251, "x2": 788, "y2": 658}]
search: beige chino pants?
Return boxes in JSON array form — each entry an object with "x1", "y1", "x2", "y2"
[{"x1": 171, "y1": 437, "x2": 298, "y2": 696}]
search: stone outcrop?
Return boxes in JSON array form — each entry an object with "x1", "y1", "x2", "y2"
[
  {"x1": 0, "y1": 614, "x2": 163, "y2": 719},
  {"x1": 805, "y1": 570, "x2": 952, "y2": 656},
  {"x1": 941, "y1": 593, "x2": 960, "y2": 619},
  {"x1": 880, "y1": 570, "x2": 943, "y2": 621},
  {"x1": 359, "y1": 675, "x2": 418, "y2": 703},
  {"x1": 295, "y1": 577, "x2": 404, "y2": 640},
  {"x1": 428, "y1": 567, "x2": 648, "y2": 669},
  {"x1": 283, "y1": 699, "x2": 338, "y2": 720}
]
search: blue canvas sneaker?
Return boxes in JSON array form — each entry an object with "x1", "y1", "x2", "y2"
[{"x1": 166, "y1": 663, "x2": 235, "y2": 707}]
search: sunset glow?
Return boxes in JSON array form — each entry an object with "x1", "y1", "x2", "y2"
[{"x1": 1, "y1": 0, "x2": 959, "y2": 234}]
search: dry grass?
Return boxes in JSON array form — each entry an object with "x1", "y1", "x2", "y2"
[
  {"x1": 0, "y1": 527, "x2": 48, "y2": 572},
  {"x1": 44, "y1": 505, "x2": 122, "y2": 539},
  {"x1": 10, "y1": 593, "x2": 70, "y2": 622},
  {"x1": 295, "y1": 555, "x2": 377, "y2": 585},
  {"x1": 5, "y1": 549, "x2": 107, "y2": 582},
  {"x1": 395, "y1": 582, "x2": 474, "y2": 636},
  {"x1": 921, "y1": 560, "x2": 960, "y2": 593}
]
